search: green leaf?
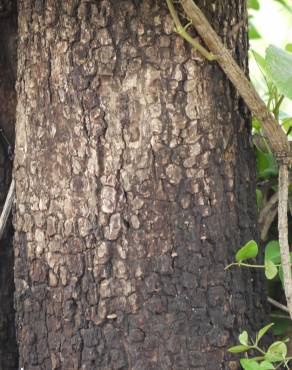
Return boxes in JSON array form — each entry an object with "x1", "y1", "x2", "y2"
[
  {"x1": 236, "y1": 240, "x2": 259, "y2": 262},
  {"x1": 248, "y1": 0, "x2": 260, "y2": 10},
  {"x1": 266, "y1": 45, "x2": 292, "y2": 100},
  {"x1": 252, "y1": 117, "x2": 262, "y2": 132},
  {"x1": 252, "y1": 50, "x2": 268, "y2": 77},
  {"x1": 259, "y1": 361, "x2": 275, "y2": 369},
  {"x1": 265, "y1": 341, "x2": 287, "y2": 362},
  {"x1": 265, "y1": 260, "x2": 278, "y2": 280},
  {"x1": 239, "y1": 330, "x2": 249, "y2": 345},
  {"x1": 256, "y1": 147, "x2": 278, "y2": 179},
  {"x1": 240, "y1": 359, "x2": 261, "y2": 370},
  {"x1": 265, "y1": 241, "x2": 281, "y2": 264},
  {"x1": 286, "y1": 44, "x2": 292, "y2": 53},
  {"x1": 257, "y1": 323, "x2": 274, "y2": 343},
  {"x1": 249, "y1": 22, "x2": 261, "y2": 40},
  {"x1": 256, "y1": 188, "x2": 263, "y2": 210},
  {"x1": 282, "y1": 117, "x2": 292, "y2": 136},
  {"x1": 274, "y1": 0, "x2": 292, "y2": 12},
  {"x1": 228, "y1": 344, "x2": 251, "y2": 353}
]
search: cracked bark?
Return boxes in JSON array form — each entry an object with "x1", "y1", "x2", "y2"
[
  {"x1": 14, "y1": 1, "x2": 267, "y2": 369},
  {"x1": 0, "y1": 0, "x2": 18, "y2": 368}
]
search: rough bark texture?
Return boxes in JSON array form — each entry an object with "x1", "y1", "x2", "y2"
[
  {"x1": 0, "y1": 0, "x2": 18, "y2": 369},
  {"x1": 14, "y1": 1, "x2": 266, "y2": 369}
]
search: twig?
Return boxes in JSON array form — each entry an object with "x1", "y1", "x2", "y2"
[
  {"x1": 0, "y1": 179, "x2": 14, "y2": 240},
  {"x1": 261, "y1": 207, "x2": 278, "y2": 242},
  {"x1": 259, "y1": 191, "x2": 278, "y2": 241},
  {"x1": 278, "y1": 164, "x2": 292, "y2": 319},
  {"x1": 270, "y1": 313, "x2": 291, "y2": 320},
  {"x1": 268, "y1": 297, "x2": 290, "y2": 315},
  {"x1": 165, "y1": 0, "x2": 215, "y2": 61},
  {"x1": 179, "y1": 0, "x2": 291, "y2": 159},
  {"x1": 259, "y1": 191, "x2": 278, "y2": 226}
]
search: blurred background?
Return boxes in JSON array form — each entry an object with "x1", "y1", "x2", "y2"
[{"x1": 249, "y1": 0, "x2": 292, "y2": 115}]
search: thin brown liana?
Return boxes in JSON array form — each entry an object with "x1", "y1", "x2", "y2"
[
  {"x1": 0, "y1": 179, "x2": 14, "y2": 240},
  {"x1": 166, "y1": 0, "x2": 292, "y2": 317},
  {"x1": 278, "y1": 165, "x2": 292, "y2": 317}
]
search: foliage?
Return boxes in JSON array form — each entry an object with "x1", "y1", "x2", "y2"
[
  {"x1": 229, "y1": 324, "x2": 292, "y2": 369},
  {"x1": 226, "y1": 240, "x2": 292, "y2": 289},
  {"x1": 248, "y1": 0, "x2": 261, "y2": 40},
  {"x1": 266, "y1": 46, "x2": 292, "y2": 101}
]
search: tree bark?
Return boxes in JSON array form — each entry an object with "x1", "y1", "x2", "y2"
[
  {"x1": 0, "y1": 0, "x2": 18, "y2": 368},
  {"x1": 14, "y1": 1, "x2": 266, "y2": 369}
]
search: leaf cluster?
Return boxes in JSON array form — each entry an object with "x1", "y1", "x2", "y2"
[{"x1": 229, "y1": 324, "x2": 291, "y2": 369}]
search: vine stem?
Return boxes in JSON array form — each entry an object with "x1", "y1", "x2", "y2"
[
  {"x1": 225, "y1": 262, "x2": 265, "y2": 270},
  {"x1": 268, "y1": 296, "x2": 290, "y2": 314},
  {"x1": 0, "y1": 179, "x2": 14, "y2": 240},
  {"x1": 278, "y1": 164, "x2": 292, "y2": 319},
  {"x1": 175, "y1": 0, "x2": 291, "y2": 158}
]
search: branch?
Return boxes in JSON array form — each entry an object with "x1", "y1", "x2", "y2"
[
  {"x1": 278, "y1": 164, "x2": 292, "y2": 318},
  {"x1": 260, "y1": 207, "x2": 278, "y2": 242},
  {"x1": 268, "y1": 296, "x2": 290, "y2": 315},
  {"x1": 179, "y1": 0, "x2": 291, "y2": 160},
  {"x1": 259, "y1": 191, "x2": 278, "y2": 226},
  {"x1": 259, "y1": 191, "x2": 278, "y2": 241},
  {"x1": 0, "y1": 179, "x2": 14, "y2": 240}
]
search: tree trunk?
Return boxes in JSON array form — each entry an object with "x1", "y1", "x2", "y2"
[
  {"x1": 0, "y1": 1, "x2": 18, "y2": 369},
  {"x1": 14, "y1": 1, "x2": 266, "y2": 369}
]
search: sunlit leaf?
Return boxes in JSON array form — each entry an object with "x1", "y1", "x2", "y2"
[
  {"x1": 240, "y1": 359, "x2": 261, "y2": 370},
  {"x1": 249, "y1": 22, "x2": 261, "y2": 39},
  {"x1": 248, "y1": 0, "x2": 260, "y2": 10},
  {"x1": 259, "y1": 361, "x2": 275, "y2": 369},
  {"x1": 228, "y1": 345, "x2": 251, "y2": 353},
  {"x1": 252, "y1": 50, "x2": 268, "y2": 77},
  {"x1": 286, "y1": 43, "x2": 292, "y2": 53},
  {"x1": 274, "y1": 0, "x2": 292, "y2": 12},
  {"x1": 239, "y1": 330, "x2": 249, "y2": 345},
  {"x1": 265, "y1": 341, "x2": 287, "y2": 362},
  {"x1": 266, "y1": 45, "x2": 292, "y2": 100},
  {"x1": 265, "y1": 260, "x2": 278, "y2": 280},
  {"x1": 257, "y1": 323, "x2": 274, "y2": 343},
  {"x1": 282, "y1": 117, "x2": 292, "y2": 136},
  {"x1": 236, "y1": 240, "x2": 259, "y2": 262},
  {"x1": 252, "y1": 117, "x2": 262, "y2": 132}
]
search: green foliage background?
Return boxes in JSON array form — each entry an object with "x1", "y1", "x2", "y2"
[{"x1": 249, "y1": 0, "x2": 292, "y2": 115}]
